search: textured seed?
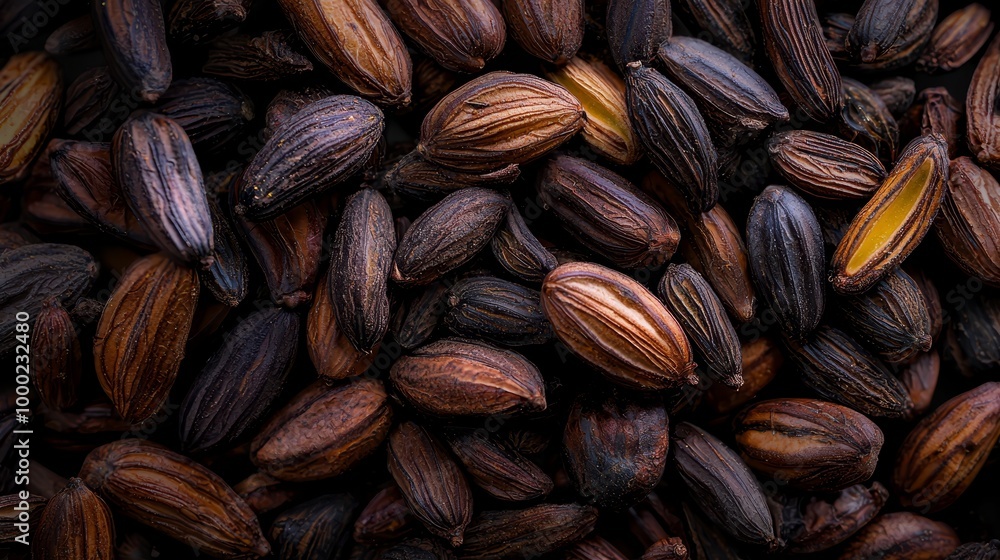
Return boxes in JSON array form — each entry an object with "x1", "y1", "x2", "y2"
[
  {"x1": 563, "y1": 391, "x2": 669, "y2": 510},
  {"x1": 768, "y1": 130, "x2": 886, "y2": 200},
  {"x1": 251, "y1": 378, "x2": 393, "y2": 481},
  {"x1": 759, "y1": 0, "x2": 842, "y2": 121},
  {"x1": 916, "y1": 87, "x2": 964, "y2": 158},
  {"x1": 460, "y1": 503, "x2": 598, "y2": 560},
  {"x1": 392, "y1": 187, "x2": 508, "y2": 286},
  {"x1": 502, "y1": 0, "x2": 583, "y2": 64},
  {"x1": 823, "y1": 12, "x2": 854, "y2": 61},
  {"x1": 894, "y1": 382, "x2": 1000, "y2": 512},
  {"x1": 306, "y1": 267, "x2": 376, "y2": 380},
  {"x1": 566, "y1": 536, "x2": 629, "y2": 560},
  {"x1": 44, "y1": 15, "x2": 98, "y2": 55},
  {"x1": 847, "y1": 0, "x2": 938, "y2": 69},
  {"x1": 92, "y1": 0, "x2": 171, "y2": 102},
  {"x1": 679, "y1": 502, "x2": 744, "y2": 560},
  {"x1": 384, "y1": 151, "x2": 519, "y2": 202},
  {"x1": 936, "y1": 157, "x2": 1000, "y2": 286},
  {"x1": 444, "y1": 277, "x2": 552, "y2": 346},
  {"x1": 31, "y1": 299, "x2": 80, "y2": 410},
  {"x1": 539, "y1": 154, "x2": 679, "y2": 269},
  {"x1": 263, "y1": 86, "x2": 334, "y2": 137},
  {"x1": 626, "y1": 63, "x2": 718, "y2": 213},
  {"x1": 387, "y1": 421, "x2": 473, "y2": 546},
  {"x1": 675, "y1": 0, "x2": 754, "y2": 65},
  {"x1": 353, "y1": 486, "x2": 414, "y2": 543},
  {"x1": 780, "y1": 482, "x2": 889, "y2": 553},
  {"x1": 269, "y1": 494, "x2": 356, "y2": 560},
  {"x1": 870, "y1": 76, "x2": 917, "y2": 115},
  {"x1": 417, "y1": 72, "x2": 584, "y2": 172},
  {"x1": 945, "y1": 293, "x2": 1000, "y2": 377},
  {"x1": 154, "y1": 78, "x2": 254, "y2": 153},
  {"x1": 917, "y1": 4, "x2": 993, "y2": 73},
  {"x1": 80, "y1": 439, "x2": 270, "y2": 559},
  {"x1": 643, "y1": 538, "x2": 690, "y2": 560},
  {"x1": 390, "y1": 338, "x2": 546, "y2": 416},
  {"x1": 385, "y1": 0, "x2": 505, "y2": 73},
  {"x1": 0, "y1": 494, "x2": 44, "y2": 542},
  {"x1": 733, "y1": 398, "x2": 884, "y2": 491},
  {"x1": 391, "y1": 282, "x2": 448, "y2": 350},
  {"x1": 203, "y1": 31, "x2": 314, "y2": 81},
  {"x1": 0, "y1": 52, "x2": 62, "y2": 185},
  {"x1": 490, "y1": 206, "x2": 558, "y2": 283},
  {"x1": 900, "y1": 349, "x2": 939, "y2": 419},
  {"x1": 198, "y1": 199, "x2": 248, "y2": 307},
  {"x1": 542, "y1": 261, "x2": 697, "y2": 390},
  {"x1": 94, "y1": 253, "x2": 199, "y2": 423},
  {"x1": 967, "y1": 33, "x2": 1000, "y2": 169},
  {"x1": 62, "y1": 67, "x2": 121, "y2": 137},
  {"x1": 234, "y1": 473, "x2": 298, "y2": 515},
  {"x1": 114, "y1": 111, "x2": 214, "y2": 268},
  {"x1": 840, "y1": 78, "x2": 900, "y2": 163},
  {"x1": 838, "y1": 268, "x2": 932, "y2": 363},
  {"x1": 747, "y1": 185, "x2": 825, "y2": 341},
  {"x1": 33, "y1": 478, "x2": 115, "y2": 560},
  {"x1": 445, "y1": 431, "x2": 553, "y2": 502},
  {"x1": 831, "y1": 135, "x2": 949, "y2": 294},
  {"x1": 605, "y1": 0, "x2": 671, "y2": 69},
  {"x1": 838, "y1": 512, "x2": 959, "y2": 560},
  {"x1": 705, "y1": 337, "x2": 782, "y2": 415},
  {"x1": 168, "y1": 0, "x2": 249, "y2": 44}
]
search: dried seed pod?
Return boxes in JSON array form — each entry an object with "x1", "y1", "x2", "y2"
[
  {"x1": 967, "y1": 33, "x2": 1000, "y2": 169},
  {"x1": 168, "y1": 0, "x2": 249, "y2": 44},
  {"x1": 676, "y1": 0, "x2": 754, "y2": 64},
  {"x1": 234, "y1": 473, "x2": 298, "y2": 515},
  {"x1": 277, "y1": 0, "x2": 412, "y2": 106},
  {"x1": 823, "y1": 12, "x2": 853, "y2": 61},
  {"x1": 768, "y1": 130, "x2": 886, "y2": 200},
  {"x1": 329, "y1": 189, "x2": 395, "y2": 352},
  {"x1": 390, "y1": 338, "x2": 546, "y2": 416},
  {"x1": 626, "y1": 63, "x2": 718, "y2": 213},
  {"x1": 831, "y1": 135, "x2": 949, "y2": 294},
  {"x1": 264, "y1": 86, "x2": 336, "y2": 136},
  {"x1": 490, "y1": 206, "x2": 558, "y2": 283},
  {"x1": 759, "y1": 0, "x2": 842, "y2": 121},
  {"x1": 392, "y1": 187, "x2": 509, "y2": 286},
  {"x1": 31, "y1": 299, "x2": 80, "y2": 410},
  {"x1": 936, "y1": 157, "x2": 1000, "y2": 286},
  {"x1": 785, "y1": 325, "x2": 914, "y2": 418},
  {"x1": 306, "y1": 269, "x2": 376, "y2": 380},
  {"x1": 0, "y1": 52, "x2": 62, "y2": 185},
  {"x1": 893, "y1": 382, "x2": 1000, "y2": 512},
  {"x1": 733, "y1": 398, "x2": 884, "y2": 491},
  {"x1": 643, "y1": 538, "x2": 689, "y2": 560},
  {"x1": 384, "y1": 151, "x2": 520, "y2": 202},
  {"x1": 33, "y1": 478, "x2": 115, "y2": 560},
  {"x1": 780, "y1": 482, "x2": 888, "y2": 553},
  {"x1": 80, "y1": 440, "x2": 270, "y2": 559},
  {"x1": 354, "y1": 486, "x2": 414, "y2": 543},
  {"x1": 251, "y1": 378, "x2": 393, "y2": 481},
  {"x1": 0, "y1": 493, "x2": 44, "y2": 543},
  {"x1": 847, "y1": 0, "x2": 939, "y2": 69},
  {"x1": 237, "y1": 96, "x2": 383, "y2": 220},
  {"x1": 94, "y1": 253, "x2": 198, "y2": 423},
  {"x1": 63, "y1": 67, "x2": 121, "y2": 137},
  {"x1": 538, "y1": 155, "x2": 679, "y2": 269},
  {"x1": 563, "y1": 391, "x2": 669, "y2": 510},
  {"x1": 658, "y1": 264, "x2": 742, "y2": 388},
  {"x1": 838, "y1": 268, "x2": 932, "y2": 363},
  {"x1": 203, "y1": 31, "x2": 314, "y2": 81},
  {"x1": 566, "y1": 536, "x2": 629, "y2": 560},
  {"x1": 385, "y1": 0, "x2": 505, "y2": 73},
  {"x1": 237, "y1": 199, "x2": 326, "y2": 308},
  {"x1": 45, "y1": 15, "x2": 98, "y2": 55},
  {"x1": 92, "y1": 0, "x2": 171, "y2": 102},
  {"x1": 672, "y1": 422, "x2": 776, "y2": 548},
  {"x1": 918, "y1": 87, "x2": 963, "y2": 158},
  {"x1": 705, "y1": 337, "x2": 782, "y2": 415},
  {"x1": 387, "y1": 421, "x2": 473, "y2": 546},
  {"x1": 746, "y1": 185, "x2": 825, "y2": 341},
  {"x1": 460, "y1": 503, "x2": 598, "y2": 560},
  {"x1": 870, "y1": 76, "x2": 917, "y2": 115},
  {"x1": 200, "y1": 199, "x2": 248, "y2": 307},
  {"x1": 946, "y1": 293, "x2": 1000, "y2": 377},
  {"x1": 392, "y1": 282, "x2": 449, "y2": 350},
  {"x1": 114, "y1": 111, "x2": 214, "y2": 268},
  {"x1": 918, "y1": 4, "x2": 993, "y2": 73},
  {"x1": 900, "y1": 349, "x2": 939, "y2": 418},
  {"x1": 545, "y1": 56, "x2": 642, "y2": 165},
  {"x1": 542, "y1": 261, "x2": 697, "y2": 390},
  {"x1": 444, "y1": 277, "x2": 552, "y2": 346},
  {"x1": 445, "y1": 431, "x2": 553, "y2": 501},
  {"x1": 269, "y1": 494, "x2": 356, "y2": 560},
  {"x1": 179, "y1": 307, "x2": 299, "y2": 453},
  {"x1": 502, "y1": 0, "x2": 583, "y2": 64},
  {"x1": 417, "y1": 72, "x2": 584, "y2": 172},
  {"x1": 606, "y1": 0, "x2": 671, "y2": 69},
  {"x1": 838, "y1": 512, "x2": 959, "y2": 560},
  {"x1": 154, "y1": 78, "x2": 254, "y2": 153},
  {"x1": 840, "y1": 78, "x2": 900, "y2": 163}
]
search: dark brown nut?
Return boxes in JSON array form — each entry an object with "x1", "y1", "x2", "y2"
[
  {"x1": 893, "y1": 382, "x2": 1000, "y2": 512},
  {"x1": 840, "y1": 78, "x2": 900, "y2": 163},
  {"x1": 153, "y1": 78, "x2": 254, "y2": 153},
  {"x1": 263, "y1": 86, "x2": 335, "y2": 137},
  {"x1": 384, "y1": 151, "x2": 520, "y2": 202},
  {"x1": 936, "y1": 157, "x2": 1000, "y2": 287},
  {"x1": 626, "y1": 63, "x2": 718, "y2": 213},
  {"x1": 354, "y1": 486, "x2": 414, "y2": 543},
  {"x1": 444, "y1": 277, "x2": 552, "y2": 346},
  {"x1": 566, "y1": 536, "x2": 629, "y2": 560},
  {"x1": 502, "y1": 0, "x2": 583, "y2": 64},
  {"x1": 490, "y1": 206, "x2": 558, "y2": 284},
  {"x1": 387, "y1": 421, "x2": 473, "y2": 546},
  {"x1": 870, "y1": 76, "x2": 917, "y2": 115},
  {"x1": 113, "y1": 111, "x2": 215, "y2": 268},
  {"x1": 918, "y1": 87, "x2": 963, "y2": 158},
  {"x1": 203, "y1": 31, "x2": 314, "y2": 81},
  {"x1": 838, "y1": 268, "x2": 932, "y2": 363},
  {"x1": 200, "y1": 199, "x2": 248, "y2": 307},
  {"x1": 678, "y1": 502, "x2": 745, "y2": 560},
  {"x1": 705, "y1": 337, "x2": 782, "y2": 415},
  {"x1": 768, "y1": 130, "x2": 886, "y2": 200},
  {"x1": 838, "y1": 512, "x2": 959, "y2": 560},
  {"x1": 846, "y1": 0, "x2": 938, "y2": 70},
  {"x1": 675, "y1": 0, "x2": 755, "y2": 65},
  {"x1": 168, "y1": 0, "x2": 249, "y2": 44},
  {"x1": 900, "y1": 349, "x2": 939, "y2": 419},
  {"x1": 606, "y1": 0, "x2": 671, "y2": 69},
  {"x1": 390, "y1": 338, "x2": 546, "y2": 416},
  {"x1": 251, "y1": 378, "x2": 393, "y2": 481},
  {"x1": 392, "y1": 282, "x2": 449, "y2": 350},
  {"x1": 44, "y1": 15, "x2": 98, "y2": 55},
  {"x1": 785, "y1": 325, "x2": 914, "y2": 418},
  {"x1": 391, "y1": 187, "x2": 509, "y2": 287},
  {"x1": 236, "y1": 96, "x2": 383, "y2": 220},
  {"x1": 277, "y1": 0, "x2": 412, "y2": 106},
  {"x1": 733, "y1": 398, "x2": 884, "y2": 491},
  {"x1": 234, "y1": 473, "x2": 298, "y2": 515},
  {"x1": 564, "y1": 391, "x2": 669, "y2": 510},
  {"x1": 94, "y1": 253, "x2": 198, "y2": 423},
  {"x1": 780, "y1": 482, "x2": 889, "y2": 553},
  {"x1": 385, "y1": 0, "x2": 505, "y2": 73},
  {"x1": 0, "y1": 52, "x2": 62, "y2": 185},
  {"x1": 538, "y1": 154, "x2": 679, "y2": 269},
  {"x1": 92, "y1": 0, "x2": 172, "y2": 102},
  {"x1": 63, "y1": 67, "x2": 121, "y2": 137},
  {"x1": 643, "y1": 538, "x2": 689, "y2": 560},
  {"x1": 746, "y1": 185, "x2": 825, "y2": 342},
  {"x1": 968, "y1": 33, "x2": 1000, "y2": 169},
  {"x1": 30, "y1": 299, "x2": 80, "y2": 410},
  {"x1": 460, "y1": 503, "x2": 598, "y2": 560},
  {"x1": 80, "y1": 440, "x2": 270, "y2": 559},
  {"x1": 179, "y1": 307, "x2": 299, "y2": 453},
  {"x1": 269, "y1": 494, "x2": 356, "y2": 560},
  {"x1": 417, "y1": 72, "x2": 584, "y2": 172},
  {"x1": 831, "y1": 135, "x2": 949, "y2": 294},
  {"x1": 307, "y1": 267, "x2": 377, "y2": 380},
  {"x1": 444, "y1": 431, "x2": 553, "y2": 502},
  {"x1": 759, "y1": 0, "x2": 842, "y2": 121},
  {"x1": 0, "y1": 494, "x2": 44, "y2": 543},
  {"x1": 542, "y1": 261, "x2": 698, "y2": 391},
  {"x1": 946, "y1": 293, "x2": 1000, "y2": 377},
  {"x1": 33, "y1": 478, "x2": 115, "y2": 560}
]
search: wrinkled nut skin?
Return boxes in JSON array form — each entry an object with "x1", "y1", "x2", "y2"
[
  {"x1": 502, "y1": 0, "x2": 583, "y2": 65},
  {"x1": 916, "y1": 3, "x2": 993, "y2": 74},
  {"x1": 847, "y1": 0, "x2": 938, "y2": 70},
  {"x1": 490, "y1": 206, "x2": 559, "y2": 283},
  {"x1": 153, "y1": 77, "x2": 255, "y2": 153},
  {"x1": 460, "y1": 503, "x2": 599, "y2": 560},
  {"x1": 250, "y1": 378, "x2": 393, "y2": 482},
  {"x1": 967, "y1": 32, "x2": 1000, "y2": 169},
  {"x1": 79, "y1": 440, "x2": 270, "y2": 559},
  {"x1": 353, "y1": 486, "x2": 414, "y2": 543},
  {"x1": 674, "y1": 0, "x2": 755, "y2": 65},
  {"x1": 782, "y1": 482, "x2": 889, "y2": 553},
  {"x1": 30, "y1": 299, "x2": 81, "y2": 410},
  {"x1": 837, "y1": 512, "x2": 959, "y2": 560},
  {"x1": 541, "y1": 261, "x2": 697, "y2": 391},
  {"x1": 839, "y1": 78, "x2": 900, "y2": 163},
  {"x1": 443, "y1": 276, "x2": 553, "y2": 346},
  {"x1": 936, "y1": 157, "x2": 1000, "y2": 286},
  {"x1": 0, "y1": 52, "x2": 62, "y2": 185},
  {"x1": 893, "y1": 382, "x2": 1000, "y2": 513},
  {"x1": 606, "y1": 0, "x2": 671, "y2": 70},
  {"x1": 308, "y1": 268, "x2": 376, "y2": 380},
  {"x1": 767, "y1": 130, "x2": 886, "y2": 200},
  {"x1": 385, "y1": 0, "x2": 506, "y2": 73},
  {"x1": 445, "y1": 431, "x2": 553, "y2": 502},
  {"x1": 733, "y1": 398, "x2": 884, "y2": 491},
  {"x1": 269, "y1": 494, "x2": 356, "y2": 560},
  {"x1": 92, "y1": 0, "x2": 172, "y2": 102},
  {"x1": 33, "y1": 478, "x2": 115, "y2": 560},
  {"x1": 839, "y1": 268, "x2": 933, "y2": 364},
  {"x1": 202, "y1": 31, "x2": 314, "y2": 81}
]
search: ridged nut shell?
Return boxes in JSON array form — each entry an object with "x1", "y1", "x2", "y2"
[
  {"x1": 502, "y1": 0, "x2": 583, "y2": 64},
  {"x1": 936, "y1": 157, "x2": 1000, "y2": 286},
  {"x1": 606, "y1": 0, "x2": 671, "y2": 69},
  {"x1": 444, "y1": 276, "x2": 552, "y2": 346},
  {"x1": 767, "y1": 130, "x2": 886, "y2": 200},
  {"x1": 838, "y1": 268, "x2": 933, "y2": 363},
  {"x1": 385, "y1": 0, "x2": 505, "y2": 73},
  {"x1": 33, "y1": 478, "x2": 115, "y2": 560},
  {"x1": 838, "y1": 512, "x2": 959, "y2": 560},
  {"x1": 0, "y1": 52, "x2": 62, "y2": 185},
  {"x1": 460, "y1": 503, "x2": 598, "y2": 560},
  {"x1": 92, "y1": 0, "x2": 172, "y2": 102}
]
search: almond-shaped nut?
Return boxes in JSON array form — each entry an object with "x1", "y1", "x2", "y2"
[
  {"x1": 837, "y1": 268, "x2": 932, "y2": 363},
  {"x1": 460, "y1": 503, "x2": 598, "y2": 560},
  {"x1": 967, "y1": 33, "x2": 1000, "y2": 169},
  {"x1": 92, "y1": 0, "x2": 172, "y2": 102},
  {"x1": 445, "y1": 430, "x2": 553, "y2": 502},
  {"x1": 767, "y1": 130, "x2": 886, "y2": 200},
  {"x1": 31, "y1": 298, "x2": 81, "y2": 410},
  {"x1": 202, "y1": 30, "x2": 314, "y2": 81},
  {"x1": 838, "y1": 512, "x2": 959, "y2": 560},
  {"x1": 780, "y1": 482, "x2": 889, "y2": 554},
  {"x1": 936, "y1": 157, "x2": 1000, "y2": 287},
  {"x1": 502, "y1": 0, "x2": 583, "y2": 64},
  {"x1": 490, "y1": 205, "x2": 558, "y2": 283},
  {"x1": 383, "y1": 151, "x2": 520, "y2": 202},
  {"x1": 385, "y1": 0, "x2": 505, "y2": 73},
  {"x1": 847, "y1": 0, "x2": 938, "y2": 70},
  {"x1": 269, "y1": 494, "x2": 356, "y2": 560},
  {"x1": 353, "y1": 486, "x2": 414, "y2": 543},
  {"x1": 153, "y1": 77, "x2": 255, "y2": 154},
  {"x1": 307, "y1": 268, "x2": 377, "y2": 380},
  {"x1": 0, "y1": 52, "x2": 62, "y2": 185},
  {"x1": 33, "y1": 478, "x2": 115, "y2": 560},
  {"x1": 443, "y1": 277, "x2": 552, "y2": 346},
  {"x1": 606, "y1": 0, "x2": 671, "y2": 69}
]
